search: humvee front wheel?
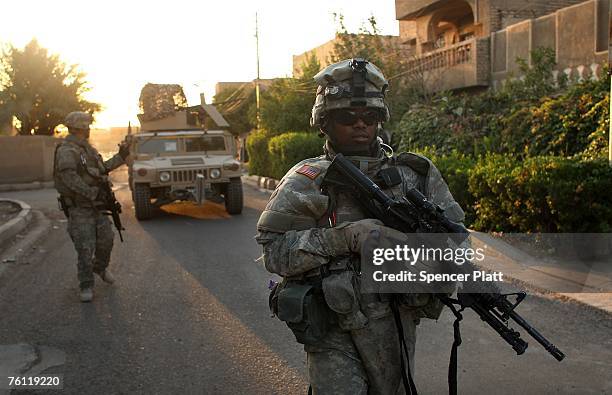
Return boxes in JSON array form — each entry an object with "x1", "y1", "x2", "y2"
[
  {"x1": 224, "y1": 177, "x2": 243, "y2": 215},
  {"x1": 134, "y1": 183, "x2": 153, "y2": 220}
]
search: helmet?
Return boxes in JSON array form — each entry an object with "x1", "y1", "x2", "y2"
[
  {"x1": 64, "y1": 111, "x2": 93, "y2": 130},
  {"x1": 310, "y1": 58, "x2": 390, "y2": 128}
]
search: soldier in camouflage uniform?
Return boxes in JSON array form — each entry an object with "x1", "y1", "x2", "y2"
[
  {"x1": 256, "y1": 59, "x2": 465, "y2": 394},
  {"x1": 54, "y1": 111, "x2": 129, "y2": 302}
]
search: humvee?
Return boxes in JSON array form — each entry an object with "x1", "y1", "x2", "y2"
[{"x1": 128, "y1": 104, "x2": 243, "y2": 220}]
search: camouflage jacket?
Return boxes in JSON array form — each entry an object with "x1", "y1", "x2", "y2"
[
  {"x1": 256, "y1": 142, "x2": 465, "y2": 322},
  {"x1": 54, "y1": 134, "x2": 125, "y2": 207}
]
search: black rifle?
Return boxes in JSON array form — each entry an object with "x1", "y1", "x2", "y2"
[
  {"x1": 98, "y1": 178, "x2": 125, "y2": 242},
  {"x1": 322, "y1": 153, "x2": 565, "y2": 394}
]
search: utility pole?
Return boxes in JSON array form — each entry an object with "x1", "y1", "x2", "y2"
[{"x1": 255, "y1": 12, "x2": 261, "y2": 131}]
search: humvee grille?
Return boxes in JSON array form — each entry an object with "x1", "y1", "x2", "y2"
[{"x1": 172, "y1": 169, "x2": 207, "y2": 182}]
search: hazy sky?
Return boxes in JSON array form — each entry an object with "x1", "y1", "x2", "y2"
[{"x1": 0, "y1": 0, "x2": 399, "y2": 128}]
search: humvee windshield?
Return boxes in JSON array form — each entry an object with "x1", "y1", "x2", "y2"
[
  {"x1": 184, "y1": 136, "x2": 226, "y2": 152},
  {"x1": 137, "y1": 138, "x2": 179, "y2": 153}
]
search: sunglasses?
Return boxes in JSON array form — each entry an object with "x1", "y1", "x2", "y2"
[{"x1": 333, "y1": 110, "x2": 381, "y2": 126}]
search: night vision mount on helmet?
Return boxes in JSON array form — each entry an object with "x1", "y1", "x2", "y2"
[{"x1": 310, "y1": 58, "x2": 390, "y2": 128}]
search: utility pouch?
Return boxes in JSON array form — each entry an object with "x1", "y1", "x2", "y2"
[
  {"x1": 268, "y1": 280, "x2": 282, "y2": 316},
  {"x1": 276, "y1": 281, "x2": 331, "y2": 345}
]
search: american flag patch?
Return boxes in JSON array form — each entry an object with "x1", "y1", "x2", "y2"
[{"x1": 296, "y1": 164, "x2": 321, "y2": 180}]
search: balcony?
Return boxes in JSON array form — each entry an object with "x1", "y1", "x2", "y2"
[{"x1": 395, "y1": 37, "x2": 489, "y2": 92}]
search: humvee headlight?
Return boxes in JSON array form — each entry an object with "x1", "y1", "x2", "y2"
[
  {"x1": 159, "y1": 171, "x2": 171, "y2": 182},
  {"x1": 210, "y1": 168, "x2": 221, "y2": 179},
  {"x1": 137, "y1": 168, "x2": 148, "y2": 177}
]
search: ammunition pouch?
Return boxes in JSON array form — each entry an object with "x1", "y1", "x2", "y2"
[
  {"x1": 400, "y1": 293, "x2": 445, "y2": 320},
  {"x1": 273, "y1": 280, "x2": 333, "y2": 345}
]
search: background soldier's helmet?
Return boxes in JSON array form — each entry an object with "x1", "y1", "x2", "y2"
[
  {"x1": 64, "y1": 111, "x2": 93, "y2": 130},
  {"x1": 310, "y1": 58, "x2": 390, "y2": 128}
]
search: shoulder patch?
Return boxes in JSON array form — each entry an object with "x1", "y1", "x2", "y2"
[{"x1": 295, "y1": 164, "x2": 322, "y2": 180}]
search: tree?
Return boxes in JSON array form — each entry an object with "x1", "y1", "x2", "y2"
[
  {"x1": 213, "y1": 82, "x2": 256, "y2": 136},
  {"x1": 0, "y1": 39, "x2": 100, "y2": 135},
  {"x1": 256, "y1": 54, "x2": 320, "y2": 133}
]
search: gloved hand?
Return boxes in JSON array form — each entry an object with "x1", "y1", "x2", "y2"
[
  {"x1": 118, "y1": 141, "x2": 130, "y2": 159},
  {"x1": 337, "y1": 218, "x2": 386, "y2": 253}
]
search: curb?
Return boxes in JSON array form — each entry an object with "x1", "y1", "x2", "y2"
[
  {"x1": 0, "y1": 210, "x2": 51, "y2": 279},
  {"x1": 242, "y1": 175, "x2": 278, "y2": 193},
  {"x1": 0, "y1": 199, "x2": 32, "y2": 247},
  {"x1": 0, "y1": 181, "x2": 54, "y2": 192},
  {"x1": 470, "y1": 231, "x2": 612, "y2": 315}
]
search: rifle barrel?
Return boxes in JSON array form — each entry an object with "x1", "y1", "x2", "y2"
[{"x1": 509, "y1": 310, "x2": 565, "y2": 361}]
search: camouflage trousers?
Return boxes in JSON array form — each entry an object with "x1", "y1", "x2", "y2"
[
  {"x1": 66, "y1": 207, "x2": 114, "y2": 289},
  {"x1": 306, "y1": 307, "x2": 417, "y2": 395}
]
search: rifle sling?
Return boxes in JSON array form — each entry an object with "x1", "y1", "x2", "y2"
[
  {"x1": 439, "y1": 296, "x2": 465, "y2": 395},
  {"x1": 391, "y1": 296, "x2": 419, "y2": 395}
]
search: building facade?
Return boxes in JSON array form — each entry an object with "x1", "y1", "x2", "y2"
[{"x1": 395, "y1": 0, "x2": 609, "y2": 91}]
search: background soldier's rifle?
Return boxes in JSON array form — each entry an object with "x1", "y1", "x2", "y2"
[
  {"x1": 321, "y1": 153, "x2": 565, "y2": 394},
  {"x1": 98, "y1": 178, "x2": 125, "y2": 242}
]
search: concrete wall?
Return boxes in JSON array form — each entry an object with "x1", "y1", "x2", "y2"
[
  {"x1": 293, "y1": 39, "x2": 338, "y2": 76},
  {"x1": 215, "y1": 82, "x2": 249, "y2": 96},
  {"x1": 487, "y1": 0, "x2": 587, "y2": 31},
  {"x1": 505, "y1": 20, "x2": 531, "y2": 74},
  {"x1": 0, "y1": 136, "x2": 60, "y2": 184},
  {"x1": 491, "y1": 0, "x2": 609, "y2": 87}
]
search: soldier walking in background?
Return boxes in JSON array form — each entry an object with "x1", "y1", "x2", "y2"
[
  {"x1": 54, "y1": 111, "x2": 130, "y2": 302},
  {"x1": 256, "y1": 59, "x2": 465, "y2": 393}
]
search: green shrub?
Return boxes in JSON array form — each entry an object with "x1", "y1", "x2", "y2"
[
  {"x1": 411, "y1": 147, "x2": 477, "y2": 226},
  {"x1": 397, "y1": 104, "x2": 452, "y2": 154},
  {"x1": 469, "y1": 155, "x2": 612, "y2": 232},
  {"x1": 500, "y1": 76, "x2": 610, "y2": 158},
  {"x1": 267, "y1": 132, "x2": 324, "y2": 180},
  {"x1": 246, "y1": 129, "x2": 273, "y2": 177}
]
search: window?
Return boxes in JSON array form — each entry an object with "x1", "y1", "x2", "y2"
[
  {"x1": 137, "y1": 138, "x2": 178, "y2": 153},
  {"x1": 184, "y1": 136, "x2": 226, "y2": 152}
]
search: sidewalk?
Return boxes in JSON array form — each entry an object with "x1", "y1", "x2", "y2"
[
  {"x1": 0, "y1": 187, "x2": 58, "y2": 276},
  {"x1": 0, "y1": 199, "x2": 32, "y2": 247},
  {"x1": 470, "y1": 232, "x2": 612, "y2": 314}
]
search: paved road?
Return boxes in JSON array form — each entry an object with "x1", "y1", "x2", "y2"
[{"x1": 0, "y1": 171, "x2": 611, "y2": 394}]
